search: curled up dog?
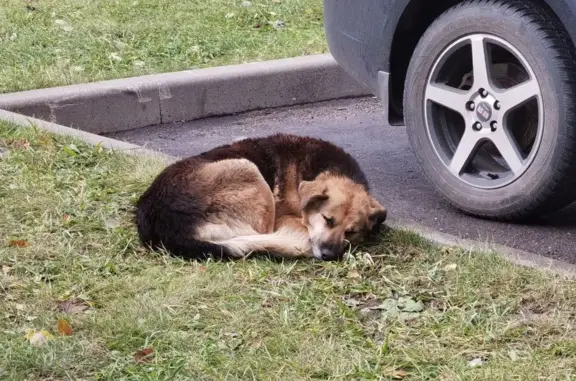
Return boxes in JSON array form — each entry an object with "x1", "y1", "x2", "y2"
[{"x1": 136, "y1": 134, "x2": 388, "y2": 261}]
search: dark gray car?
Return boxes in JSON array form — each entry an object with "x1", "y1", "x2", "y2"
[{"x1": 324, "y1": 0, "x2": 576, "y2": 221}]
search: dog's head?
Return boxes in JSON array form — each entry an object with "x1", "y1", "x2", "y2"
[{"x1": 299, "y1": 173, "x2": 387, "y2": 261}]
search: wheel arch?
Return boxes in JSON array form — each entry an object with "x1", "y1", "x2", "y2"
[{"x1": 388, "y1": 0, "x2": 576, "y2": 125}]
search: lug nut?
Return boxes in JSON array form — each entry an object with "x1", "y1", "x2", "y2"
[
  {"x1": 467, "y1": 101, "x2": 476, "y2": 111},
  {"x1": 494, "y1": 101, "x2": 501, "y2": 110},
  {"x1": 490, "y1": 121, "x2": 498, "y2": 131},
  {"x1": 479, "y1": 88, "x2": 488, "y2": 98},
  {"x1": 473, "y1": 122, "x2": 482, "y2": 131}
]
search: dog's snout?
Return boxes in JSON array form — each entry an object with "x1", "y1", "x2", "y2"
[{"x1": 319, "y1": 243, "x2": 343, "y2": 261}]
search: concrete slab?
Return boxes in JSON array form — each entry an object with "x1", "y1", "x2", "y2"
[{"x1": 0, "y1": 54, "x2": 370, "y2": 135}]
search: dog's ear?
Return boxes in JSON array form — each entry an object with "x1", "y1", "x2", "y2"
[
  {"x1": 299, "y1": 180, "x2": 328, "y2": 211},
  {"x1": 368, "y1": 197, "x2": 387, "y2": 226}
]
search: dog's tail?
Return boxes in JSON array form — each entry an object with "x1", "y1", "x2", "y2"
[{"x1": 207, "y1": 226, "x2": 311, "y2": 258}]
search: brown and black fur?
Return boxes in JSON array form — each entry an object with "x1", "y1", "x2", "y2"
[{"x1": 136, "y1": 133, "x2": 387, "y2": 261}]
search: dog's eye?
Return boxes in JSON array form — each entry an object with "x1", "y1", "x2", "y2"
[{"x1": 322, "y1": 215, "x2": 335, "y2": 228}]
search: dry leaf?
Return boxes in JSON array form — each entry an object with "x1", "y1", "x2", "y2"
[
  {"x1": 347, "y1": 269, "x2": 362, "y2": 279},
  {"x1": 54, "y1": 19, "x2": 73, "y2": 32},
  {"x1": 384, "y1": 369, "x2": 408, "y2": 379},
  {"x1": 57, "y1": 319, "x2": 72, "y2": 336},
  {"x1": 25, "y1": 329, "x2": 54, "y2": 346},
  {"x1": 104, "y1": 218, "x2": 120, "y2": 229},
  {"x1": 10, "y1": 139, "x2": 30, "y2": 149},
  {"x1": 198, "y1": 266, "x2": 207, "y2": 272},
  {"x1": 250, "y1": 340, "x2": 263, "y2": 349},
  {"x1": 8, "y1": 240, "x2": 29, "y2": 248},
  {"x1": 133, "y1": 347, "x2": 154, "y2": 363},
  {"x1": 468, "y1": 358, "x2": 484, "y2": 367},
  {"x1": 443, "y1": 263, "x2": 458, "y2": 271},
  {"x1": 62, "y1": 214, "x2": 71, "y2": 222}
]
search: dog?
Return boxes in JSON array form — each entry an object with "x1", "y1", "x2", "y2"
[{"x1": 136, "y1": 134, "x2": 387, "y2": 261}]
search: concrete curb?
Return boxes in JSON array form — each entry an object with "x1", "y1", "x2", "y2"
[
  {"x1": 387, "y1": 218, "x2": 576, "y2": 279},
  {"x1": 0, "y1": 109, "x2": 176, "y2": 163},
  {"x1": 0, "y1": 54, "x2": 371, "y2": 135}
]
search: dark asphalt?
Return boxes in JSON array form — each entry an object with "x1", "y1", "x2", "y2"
[{"x1": 106, "y1": 97, "x2": 576, "y2": 264}]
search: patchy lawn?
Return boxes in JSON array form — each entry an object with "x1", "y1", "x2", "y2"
[
  {"x1": 0, "y1": 0, "x2": 326, "y2": 93},
  {"x1": 0, "y1": 122, "x2": 575, "y2": 380}
]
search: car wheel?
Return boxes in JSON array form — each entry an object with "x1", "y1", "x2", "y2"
[{"x1": 404, "y1": 0, "x2": 576, "y2": 221}]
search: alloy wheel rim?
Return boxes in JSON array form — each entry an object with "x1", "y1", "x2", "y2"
[{"x1": 424, "y1": 34, "x2": 543, "y2": 189}]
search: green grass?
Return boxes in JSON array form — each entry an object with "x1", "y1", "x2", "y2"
[
  {"x1": 1, "y1": 122, "x2": 576, "y2": 380},
  {"x1": 0, "y1": 0, "x2": 326, "y2": 93}
]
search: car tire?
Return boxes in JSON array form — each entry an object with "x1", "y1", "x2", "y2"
[{"x1": 404, "y1": 0, "x2": 576, "y2": 221}]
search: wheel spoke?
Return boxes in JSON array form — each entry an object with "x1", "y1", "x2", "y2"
[
  {"x1": 470, "y1": 35, "x2": 491, "y2": 88},
  {"x1": 425, "y1": 84, "x2": 468, "y2": 116},
  {"x1": 498, "y1": 78, "x2": 540, "y2": 112},
  {"x1": 491, "y1": 129, "x2": 525, "y2": 174},
  {"x1": 449, "y1": 131, "x2": 481, "y2": 175}
]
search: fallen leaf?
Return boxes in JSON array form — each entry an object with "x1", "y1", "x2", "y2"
[
  {"x1": 383, "y1": 369, "x2": 408, "y2": 379},
  {"x1": 9, "y1": 139, "x2": 30, "y2": 149},
  {"x1": 62, "y1": 214, "x2": 71, "y2": 222},
  {"x1": 398, "y1": 297, "x2": 425, "y2": 313},
  {"x1": 343, "y1": 298, "x2": 363, "y2": 307},
  {"x1": 347, "y1": 269, "x2": 362, "y2": 279},
  {"x1": 57, "y1": 319, "x2": 72, "y2": 336},
  {"x1": 25, "y1": 329, "x2": 54, "y2": 346},
  {"x1": 133, "y1": 347, "x2": 154, "y2": 363},
  {"x1": 108, "y1": 52, "x2": 122, "y2": 62},
  {"x1": 54, "y1": 19, "x2": 73, "y2": 32},
  {"x1": 104, "y1": 218, "x2": 120, "y2": 229},
  {"x1": 360, "y1": 298, "x2": 396, "y2": 312},
  {"x1": 508, "y1": 349, "x2": 519, "y2": 361},
  {"x1": 8, "y1": 239, "x2": 29, "y2": 248},
  {"x1": 468, "y1": 357, "x2": 484, "y2": 367},
  {"x1": 62, "y1": 144, "x2": 79, "y2": 156},
  {"x1": 198, "y1": 265, "x2": 207, "y2": 272},
  {"x1": 250, "y1": 340, "x2": 263, "y2": 349},
  {"x1": 443, "y1": 263, "x2": 458, "y2": 271}
]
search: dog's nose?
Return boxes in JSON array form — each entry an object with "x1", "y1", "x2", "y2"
[{"x1": 319, "y1": 244, "x2": 342, "y2": 261}]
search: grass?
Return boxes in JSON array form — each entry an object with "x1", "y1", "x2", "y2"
[
  {"x1": 1, "y1": 123, "x2": 576, "y2": 381},
  {"x1": 0, "y1": 0, "x2": 327, "y2": 93}
]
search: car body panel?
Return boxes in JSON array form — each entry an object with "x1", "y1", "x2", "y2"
[
  {"x1": 324, "y1": 0, "x2": 576, "y2": 98},
  {"x1": 324, "y1": 0, "x2": 409, "y2": 95}
]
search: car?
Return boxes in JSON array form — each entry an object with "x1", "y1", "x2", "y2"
[{"x1": 323, "y1": 0, "x2": 576, "y2": 221}]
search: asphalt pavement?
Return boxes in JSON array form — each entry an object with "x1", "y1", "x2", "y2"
[{"x1": 106, "y1": 97, "x2": 576, "y2": 265}]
